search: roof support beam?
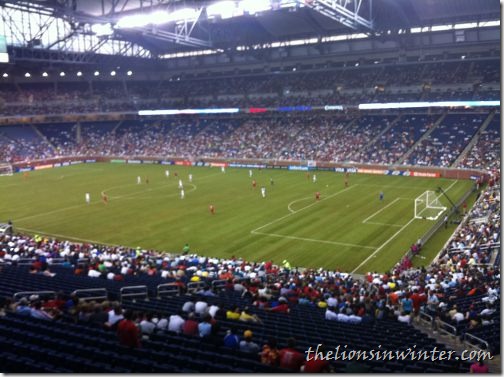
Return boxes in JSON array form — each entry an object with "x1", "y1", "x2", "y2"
[{"x1": 304, "y1": 0, "x2": 373, "y2": 31}]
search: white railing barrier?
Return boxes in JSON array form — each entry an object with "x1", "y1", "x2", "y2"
[{"x1": 119, "y1": 285, "x2": 148, "y2": 302}]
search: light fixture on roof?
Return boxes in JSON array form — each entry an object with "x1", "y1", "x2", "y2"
[
  {"x1": 2, "y1": 73, "x2": 8, "y2": 78},
  {"x1": 24, "y1": 72, "x2": 31, "y2": 78},
  {"x1": 60, "y1": 72, "x2": 66, "y2": 77},
  {"x1": 207, "y1": 1, "x2": 237, "y2": 20},
  {"x1": 91, "y1": 23, "x2": 114, "y2": 36},
  {"x1": 461, "y1": 55, "x2": 466, "y2": 60},
  {"x1": 110, "y1": 70, "x2": 116, "y2": 76},
  {"x1": 94, "y1": 71, "x2": 100, "y2": 76},
  {"x1": 42, "y1": 72, "x2": 48, "y2": 77},
  {"x1": 127, "y1": 70, "x2": 133, "y2": 76},
  {"x1": 355, "y1": 62, "x2": 359, "y2": 67},
  {"x1": 76, "y1": 71, "x2": 83, "y2": 77}
]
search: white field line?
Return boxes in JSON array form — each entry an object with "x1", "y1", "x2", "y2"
[
  {"x1": 351, "y1": 180, "x2": 459, "y2": 273},
  {"x1": 15, "y1": 227, "x2": 124, "y2": 247},
  {"x1": 287, "y1": 196, "x2": 313, "y2": 213},
  {"x1": 251, "y1": 185, "x2": 357, "y2": 234},
  {"x1": 252, "y1": 231, "x2": 376, "y2": 250},
  {"x1": 362, "y1": 197, "x2": 401, "y2": 224},
  {"x1": 365, "y1": 221, "x2": 403, "y2": 228},
  {"x1": 15, "y1": 171, "x2": 222, "y2": 223}
]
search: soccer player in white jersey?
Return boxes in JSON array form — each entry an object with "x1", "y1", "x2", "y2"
[
  {"x1": 137, "y1": 176, "x2": 141, "y2": 184},
  {"x1": 261, "y1": 186, "x2": 266, "y2": 198},
  {"x1": 165, "y1": 170, "x2": 170, "y2": 178},
  {"x1": 178, "y1": 179, "x2": 183, "y2": 189},
  {"x1": 180, "y1": 189, "x2": 185, "y2": 199},
  {"x1": 249, "y1": 169, "x2": 253, "y2": 178},
  {"x1": 221, "y1": 166, "x2": 225, "y2": 173},
  {"x1": 312, "y1": 174, "x2": 317, "y2": 183},
  {"x1": 189, "y1": 174, "x2": 193, "y2": 183},
  {"x1": 85, "y1": 193, "x2": 90, "y2": 205}
]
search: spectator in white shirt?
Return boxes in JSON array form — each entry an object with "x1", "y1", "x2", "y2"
[
  {"x1": 195, "y1": 298, "x2": 209, "y2": 316},
  {"x1": 182, "y1": 297, "x2": 196, "y2": 313},
  {"x1": 168, "y1": 311, "x2": 185, "y2": 334}
]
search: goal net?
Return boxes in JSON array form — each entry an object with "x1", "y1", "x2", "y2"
[
  {"x1": 414, "y1": 190, "x2": 447, "y2": 221},
  {"x1": 0, "y1": 163, "x2": 13, "y2": 177}
]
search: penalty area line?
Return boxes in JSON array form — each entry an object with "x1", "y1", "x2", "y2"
[
  {"x1": 351, "y1": 179, "x2": 459, "y2": 274},
  {"x1": 251, "y1": 230, "x2": 377, "y2": 250},
  {"x1": 254, "y1": 185, "x2": 357, "y2": 233},
  {"x1": 361, "y1": 197, "x2": 401, "y2": 224}
]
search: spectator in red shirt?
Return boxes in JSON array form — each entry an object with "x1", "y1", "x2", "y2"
[
  {"x1": 269, "y1": 297, "x2": 290, "y2": 313},
  {"x1": 303, "y1": 344, "x2": 333, "y2": 373},
  {"x1": 182, "y1": 312, "x2": 199, "y2": 336},
  {"x1": 279, "y1": 337, "x2": 305, "y2": 371},
  {"x1": 117, "y1": 310, "x2": 140, "y2": 348}
]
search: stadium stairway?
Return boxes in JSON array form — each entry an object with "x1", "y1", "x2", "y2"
[
  {"x1": 453, "y1": 109, "x2": 497, "y2": 168},
  {"x1": 396, "y1": 111, "x2": 446, "y2": 165}
]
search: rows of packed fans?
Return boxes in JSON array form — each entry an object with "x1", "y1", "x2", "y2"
[
  {"x1": 0, "y1": 111, "x2": 499, "y2": 171},
  {"x1": 0, "y1": 57, "x2": 499, "y2": 116}
]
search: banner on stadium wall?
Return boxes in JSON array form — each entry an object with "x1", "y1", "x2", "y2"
[
  {"x1": 210, "y1": 162, "x2": 228, "y2": 167},
  {"x1": 142, "y1": 160, "x2": 155, "y2": 164},
  {"x1": 160, "y1": 161, "x2": 173, "y2": 165},
  {"x1": 127, "y1": 160, "x2": 142, "y2": 164},
  {"x1": 70, "y1": 161, "x2": 82, "y2": 165},
  {"x1": 111, "y1": 159, "x2": 126, "y2": 163},
  {"x1": 17, "y1": 167, "x2": 34, "y2": 173},
  {"x1": 307, "y1": 160, "x2": 317, "y2": 167},
  {"x1": 267, "y1": 165, "x2": 289, "y2": 169},
  {"x1": 288, "y1": 166, "x2": 309, "y2": 171},
  {"x1": 194, "y1": 161, "x2": 207, "y2": 167},
  {"x1": 62, "y1": 162, "x2": 70, "y2": 166},
  {"x1": 358, "y1": 168, "x2": 386, "y2": 175},
  {"x1": 385, "y1": 170, "x2": 411, "y2": 176},
  {"x1": 53, "y1": 163, "x2": 62, "y2": 168},
  {"x1": 411, "y1": 171, "x2": 440, "y2": 178},
  {"x1": 228, "y1": 163, "x2": 266, "y2": 169},
  {"x1": 34, "y1": 164, "x2": 53, "y2": 170},
  {"x1": 335, "y1": 167, "x2": 358, "y2": 173},
  {"x1": 175, "y1": 161, "x2": 192, "y2": 166},
  {"x1": 470, "y1": 175, "x2": 481, "y2": 180},
  {"x1": 85, "y1": 159, "x2": 96, "y2": 163}
]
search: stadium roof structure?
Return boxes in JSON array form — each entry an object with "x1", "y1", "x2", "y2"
[{"x1": 0, "y1": 0, "x2": 500, "y2": 63}]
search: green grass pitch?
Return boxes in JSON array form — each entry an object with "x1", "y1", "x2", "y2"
[{"x1": 0, "y1": 163, "x2": 473, "y2": 273}]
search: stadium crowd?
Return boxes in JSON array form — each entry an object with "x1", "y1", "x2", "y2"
[{"x1": 0, "y1": 111, "x2": 497, "y2": 170}]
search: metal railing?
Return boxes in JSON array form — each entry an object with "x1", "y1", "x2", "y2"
[
  {"x1": 119, "y1": 285, "x2": 148, "y2": 302},
  {"x1": 13, "y1": 290, "x2": 56, "y2": 301},
  {"x1": 72, "y1": 288, "x2": 108, "y2": 301},
  {"x1": 187, "y1": 281, "x2": 206, "y2": 294},
  {"x1": 438, "y1": 320, "x2": 458, "y2": 337},
  {"x1": 211, "y1": 279, "x2": 227, "y2": 290},
  {"x1": 157, "y1": 283, "x2": 180, "y2": 298},
  {"x1": 464, "y1": 332, "x2": 490, "y2": 351}
]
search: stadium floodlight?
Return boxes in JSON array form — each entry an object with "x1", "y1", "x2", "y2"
[
  {"x1": 207, "y1": 1, "x2": 238, "y2": 19},
  {"x1": 127, "y1": 70, "x2": 133, "y2": 76},
  {"x1": 2, "y1": 73, "x2": 8, "y2": 78},
  {"x1": 42, "y1": 72, "x2": 48, "y2": 77},
  {"x1": 94, "y1": 71, "x2": 100, "y2": 76},
  {"x1": 91, "y1": 23, "x2": 114, "y2": 36},
  {"x1": 110, "y1": 70, "x2": 116, "y2": 76},
  {"x1": 60, "y1": 72, "x2": 65, "y2": 77},
  {"x1": 166, "y1": 8, "x2": 199, "y2": 22},
  {"x1": 24, "y1": 72, "x2": 31, "y2": 78},
  {"x1": 76, "y1": 71, "x2": 83, "y2": 77},
  {"x1": 239, "y1": 0, "x2": 272, "y2": 15},
  {"x1": 116, "y1": 14, "x2": 152, "y2": 28}
]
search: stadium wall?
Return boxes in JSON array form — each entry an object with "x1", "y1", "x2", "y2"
[{"x1": 11, "y1": 156, "x2": 486, "y2": 181}]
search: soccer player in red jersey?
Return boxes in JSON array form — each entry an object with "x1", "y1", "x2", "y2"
[
  {"x1": 344, "y1": 172, "x2": 349, "y2": 187},
  {"x1": 252, "y1": 179, "x2": 257, "y2": 188},
  {"x1": 102, "y1": 192, "x2": 109, "y2": 204},
  {"x1": 209, "y1": 205, "x2": 215, "y2": 215},
  {"x1": 315, "y1": 192, "x2": 320, "y2": 201}
]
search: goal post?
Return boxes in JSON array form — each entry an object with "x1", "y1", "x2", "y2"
[
  {"x1": 0, "y1": 163, "x2": 13, "y2": 177},
  {"x1": 414, "y1": 190, "x2": 447, "y2": 221}
]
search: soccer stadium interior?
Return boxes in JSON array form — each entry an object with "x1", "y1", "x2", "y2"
[{"x1": 0, "y1": 0, "x2": 501, "y2": 373}]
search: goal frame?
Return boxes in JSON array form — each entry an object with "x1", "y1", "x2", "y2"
[
  {"x1": 0, "y1": 163, "x2": 13, "y2": 177},
  {"x1": 414, "y1": 190, "x2": 447, "y2": 221}
]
